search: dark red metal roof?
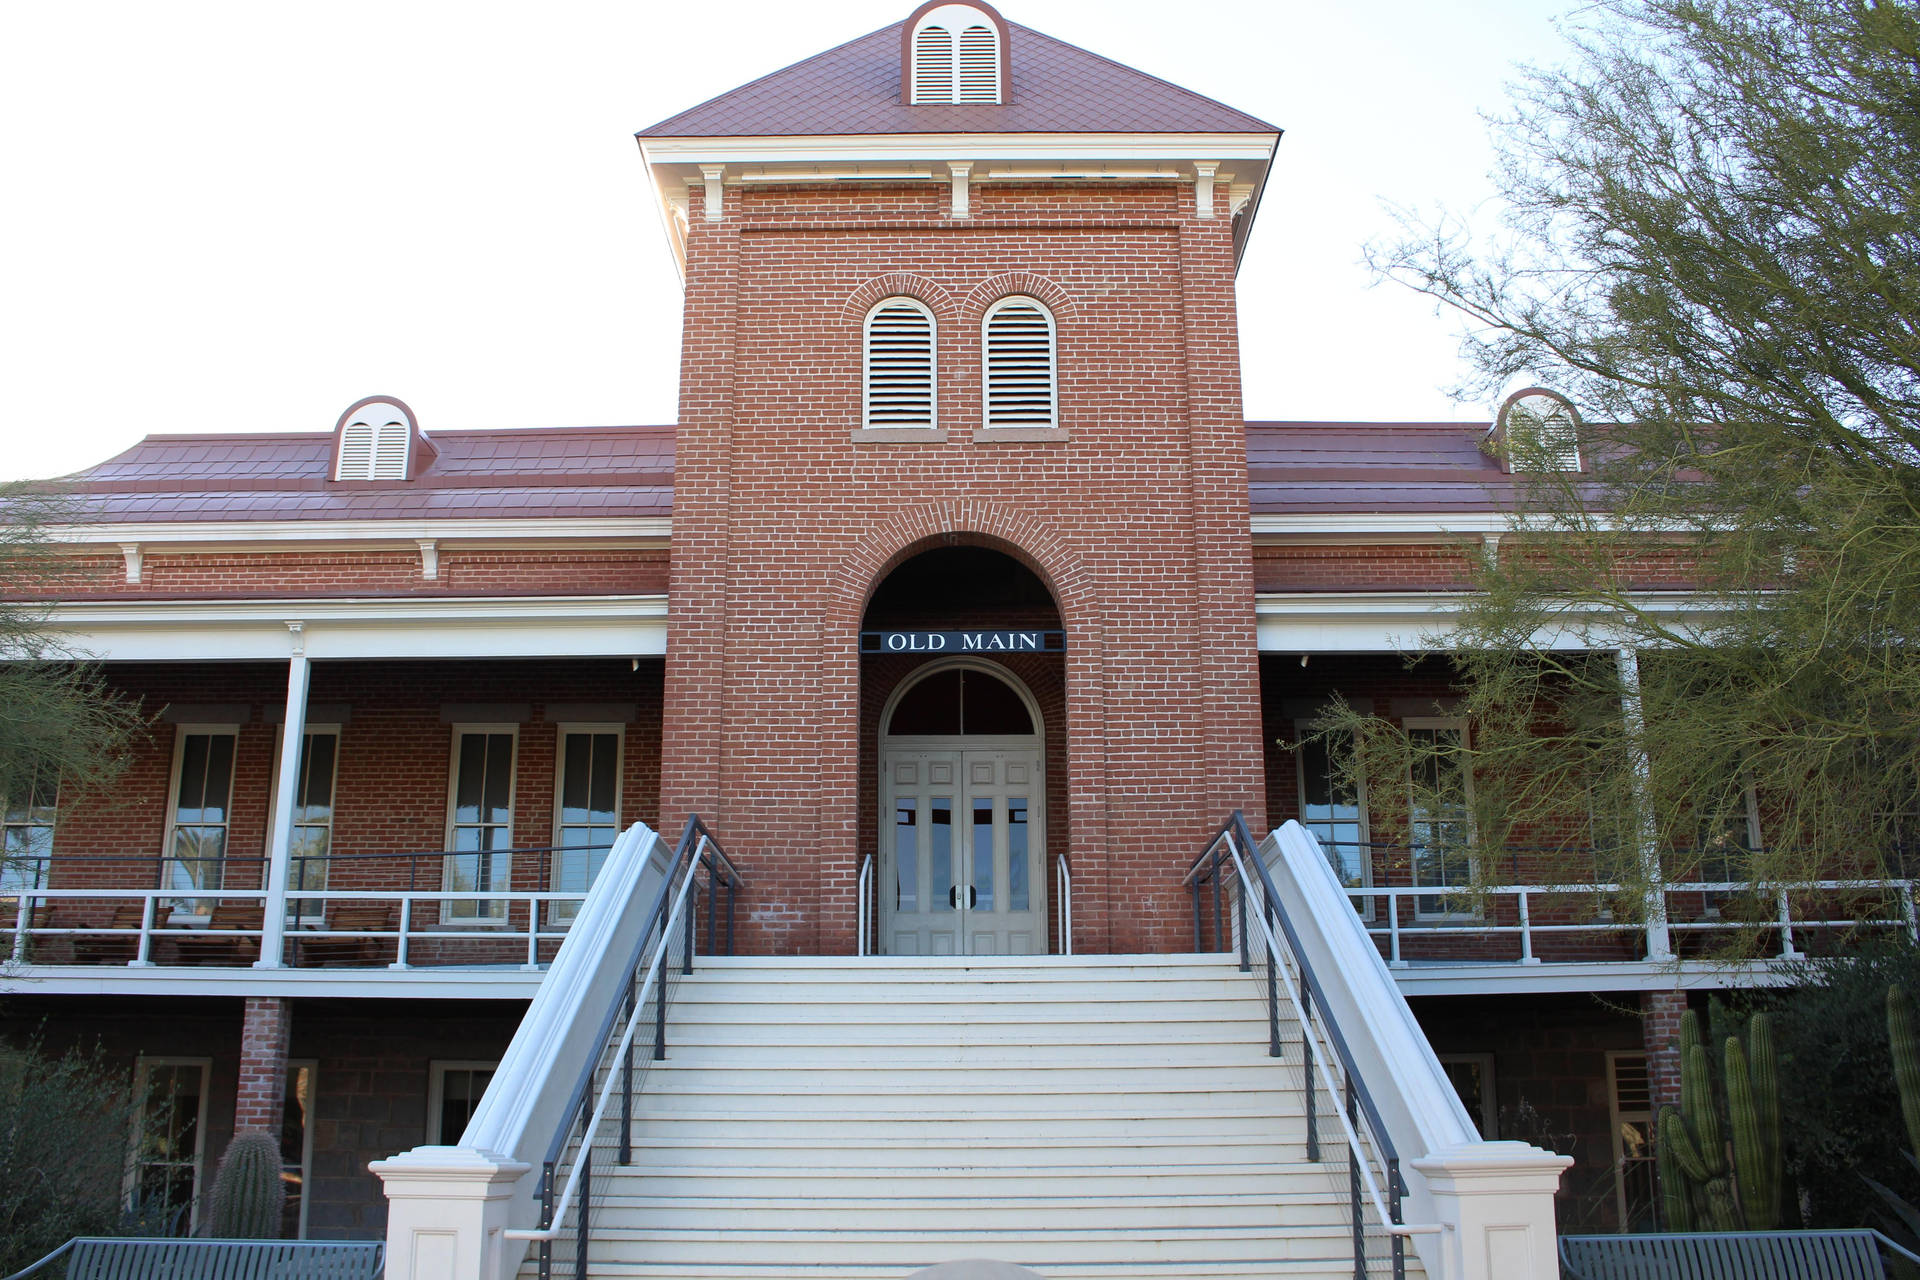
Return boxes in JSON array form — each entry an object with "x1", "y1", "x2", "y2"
[
  {"x1": 60, "y1": 425, "x2": 674, "y2": 523},
  {"x1": 1247, "y1": 421, "x2": 1524, "y2": 516},
  {"x1": 638, "y1": 20, "x2": 1275, "y2": 139}
]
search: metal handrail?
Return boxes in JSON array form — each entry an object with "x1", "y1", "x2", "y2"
[
  {"x1": 1192, "y1": 812, "x2": 1443, "y2": 1279},
  {"x1": 1056, "y1": 854, "x2": 1072, "y2": 956},
  {"x1": 857, "y1": 853, "x2": 873, "y2": 957},
  {"x1": 509, "y1": 816, "x2": 741, "y2": 1280}
]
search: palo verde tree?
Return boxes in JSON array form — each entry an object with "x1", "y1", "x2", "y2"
[
  {"x1": 0, "y1": 482, "x2": 144, "y2": 860},
  {"x1": 1314, "y1": 0, "x2": 1920, "y2": 912}
]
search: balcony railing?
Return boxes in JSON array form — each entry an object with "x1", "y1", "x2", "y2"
[
  {"x1": 1195, "y1": 841, "x2": 1920, "y2": 967},
  {"x1": 0, "y1": 842, "x2": 738, "y2": 971}
]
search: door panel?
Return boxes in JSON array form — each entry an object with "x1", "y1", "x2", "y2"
[{"x1": 881, "y1": 742, "x2": 1044, "y2": 956}]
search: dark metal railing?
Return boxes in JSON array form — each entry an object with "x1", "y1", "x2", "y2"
[
  {"x1": 1187, "y1": 812, "x2": 1408, "y2": 1280},
  {"x1": 530, "y1": 816, "x2": 740, "y2": 1280}
]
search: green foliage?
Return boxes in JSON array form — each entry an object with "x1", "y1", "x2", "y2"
[
  {"x1": 1892, "y1": 986, "x2": 1920, "y2": 1161},
  {"x1": 1337, "y1": 0, "x2": 1920, "y2": 904},
  {"x1": 1756, "y1": 944, "x2": 1920, "y2": 1226},
  {"x1": 0, "y1": 1037, "x2": 156, "y2": 1271},
  {"x1": 205, "y1": 1131, "x2": 284, "y2": 1239},
  {"x1": 0, "y1": 482, "x2": 146, "y2": 842}
]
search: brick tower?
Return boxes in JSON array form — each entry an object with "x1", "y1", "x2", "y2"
[{"x1": 642, "y1": 1, "x2": 1277, "y2": 955}]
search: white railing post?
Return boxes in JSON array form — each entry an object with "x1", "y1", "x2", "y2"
[
  {"x1": 1617, "y1": 648, "x2": 1673, "y2": 961},
  {"x1": 258, "y1": 624, "x2": 309, "y2": 970},
  {"x1": 1517, "y1": 890, "x2": 1539, "y2": 965},
  {"x1": 1388, "y1": 892, "x2": 1404, "y2": 967},
  {"x1": 1410, "y1": 1143, "x2": 1570, "y2": 1280},
  {"x1": 370, "y1": 1147, "x2": 530, "y2": 1280},
  {"x1": 1777, "y1": 887, "x2": 1798, "y2": 959},
  {"x1": 10, "y1": 892, "x2": 31, "y2": 962},
  {"x1": 1905, "y1": 883, "x2": 1918, "y2": 945},
  {"x1": 131, "y1": 896, "x2": 156, "y2": 966},
  {"x1": 390, "y1": 898, "x2": 413, "y2": 970}
]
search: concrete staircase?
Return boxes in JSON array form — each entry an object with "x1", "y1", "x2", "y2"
[{"x1": 532, "y1": 954, "x2": 1416, "y2": 1279}]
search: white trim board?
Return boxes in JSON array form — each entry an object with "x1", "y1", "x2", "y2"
[
  {"x1": 52, "y1": 517, "x2": 670, "y2": 549},
  {"x1": 43, "y1": 595, "x2": 669, "y2": 661},
  {"x1": 1255, "y1": 590, "x2": 1721, "y2": 653}
]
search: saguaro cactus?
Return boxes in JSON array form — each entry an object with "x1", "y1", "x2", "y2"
[
  {"x1": 1726, "y1": 1016, "x2": 1783, "y2": 1230},
  {"x1": 206, "y1": 1130, "x2": 284, "y2": 1239},
  {"x1": 1890, "y1": 985, "x2": 1920, "y2": 1160},
  {"x1": 1658, "y1": 1008, "x2": 1785, "y2": 1232}
]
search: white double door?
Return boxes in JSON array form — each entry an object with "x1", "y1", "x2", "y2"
[{"x1": 880, "y1": 742, "x2": 1045, "y2": 956}]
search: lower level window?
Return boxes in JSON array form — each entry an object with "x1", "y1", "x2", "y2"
[
  {"x1": 428, "y1": 1061, "x2": 498, "y2": 1144},
  {"x1": 128, "y1": 1057, "x2": 210, "y2": 1232},
  {"x1": 281, "y1": 1061, "x2": 316, "y2": 1238},
  {"x1": 1438, "y1": 1052, "x2": 1497, "y2": 1138}
]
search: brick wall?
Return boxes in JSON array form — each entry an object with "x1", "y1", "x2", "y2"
[{"x1": 658, "y1": 176, "x2": 1267, "y2": 956}]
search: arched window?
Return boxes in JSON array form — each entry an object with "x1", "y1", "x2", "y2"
[
  {"x1": 864, "y1": 298, "x2": 937, "y2": 430},
  {"x1": 910, "y1": 5, "x2": 1002, "y2": 104},
  {"x1": 334, "y1": 398, "x2": 416, "y2": 480},
  {"x1": 982, "y1": 296, "x2": 1055, "y2": 429}
]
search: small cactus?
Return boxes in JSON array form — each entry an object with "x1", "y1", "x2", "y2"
[{"x1": 206, "y1": 1130, "x2": 284, "y2": 1239}]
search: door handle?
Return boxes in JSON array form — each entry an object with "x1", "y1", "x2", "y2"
[{"x1": 949, "y1": 886, "x2": 979, "y2": 909}]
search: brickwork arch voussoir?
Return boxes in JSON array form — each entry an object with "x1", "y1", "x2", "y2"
[
  {"x1": 961, "y1": 272, "x2": 1077, "y2": 322},
  {"x1": 843, "y1": 274, "x2": 958, "y2": 326}
]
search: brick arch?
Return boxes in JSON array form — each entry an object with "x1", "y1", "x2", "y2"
[
  {"x1": 842, "y1": 274, "x2": 959, "y2": 327},
  {"x1": 961, "y1": 272, "x2": 1077, "y2": 322},
  {"x1": 825, "y1": 501, "x2": 1097, "y2": 640}
]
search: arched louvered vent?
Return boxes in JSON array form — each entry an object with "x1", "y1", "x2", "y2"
[
  {"x1": 912, "y1": 26, "x2": 954, "y2": 104},
  {"x1": 957, "y1": 25, "x2": 999, "y2": 102},
  {"x1": 1496, "y1": 388, "x2": 1582, "y2": 472},
  {"x1": 909, "y1": 5, "x2": 1002, "y2": 105},
  {"x1": 865, "y1": 298, "x2": 937, "y2": 430},
  {"x1": 334, "y1": 398, "x2": 416, "y2": 480},
  {"x1": 983, "y1": 297, "x2": 1055, "y2": 429}
]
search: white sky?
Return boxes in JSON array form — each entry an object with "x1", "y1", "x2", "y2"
[{"x1": 0, "y1": 0, "x2": 1579, "y2": 482}]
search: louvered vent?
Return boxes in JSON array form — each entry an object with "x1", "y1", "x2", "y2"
[
  {"x1": 1502, "y1": 390, "x2": 1582, "y2": 472},
  {"x1": 336, "y1": 423, "x2": 374, "y2": 480},
  {"x1": 1611, "y1": 1054, "x2": 1650, "y2": 1114},
  {"x1": 865, "y1": 299, "x2": 936, "y2": 430},
  {"x1": 335, "y1": 400, "x2": 414, "y2": 480},
  {"x1": 957, "y1": 25, "x2": 999, "y2": 102},
  {"x1": 984, "y1": 298, "x2": 1055, "y2": 429},
  {"x1": 911, "y1": 26, "x2": 954, "y2": 104}
]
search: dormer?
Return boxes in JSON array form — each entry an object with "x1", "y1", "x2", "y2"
[
  {"x1": 1488, "y1": 387, "x2": 1583, "y2": 473},
  {"x1": 903, "y1": 1, "x2": 1009, "y2": 105},
  {"x1": 330, "y1": 396, "x2": 437, "y2": 482}
]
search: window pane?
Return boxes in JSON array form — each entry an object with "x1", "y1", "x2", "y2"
[
  {"x1": 972, "y1": 801, "x2": 995, "y2": 912},
  {"x1": 200, "y1": 736, "x2": 234, "y2": 825},
  {"x1": 454, "y1": 735, "x2": 488, "y2": 824},
  {"x1": 177, "y1": 736, "x2": 210, "y2": 821},
  {"x1": 587, "y1": 734, "x2": 618, "y2": 820},
  {"x1": 560, "y1": 735, "x2": 592, "y2": 820},
  {"x1": 895, "y1": 801, "x2": 918, "y2": 912},
  {"x1": 1007, "y1": 798, "x2": 1028, "y2": 911},
  {"x1": 296, "y1": 733, "x2": 336, "y2": 821},
  {"x1": 930, "y1": 798, "x2": 952, "y2": 909},
  {"x1": 482, "y1": 734, "x2": 513, "y2": 824}
]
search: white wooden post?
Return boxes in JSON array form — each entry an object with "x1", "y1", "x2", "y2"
[
  {"x1": 370, "y1": 1147, "x2": 531, "y2": 1280},
  {"x1": 1410, "y1": 1141, "x2": 1572, "y2": 1280},
  {"x1": 1616, "y1": 648, "x2": 1673, "y2": 961},
  {"x1": 257, "y1": 623, "x2": 308, "y2": 969}
]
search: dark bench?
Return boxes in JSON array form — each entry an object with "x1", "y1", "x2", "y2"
[
  {"x1": 293, "y1": 903, "x2": 395, "y2": 967},
  {"x1": 172, "y1": 901, "x2": 264, "y2": 966},
  {"x1": 1559, "y1": 1229, "x2": 1913, "y2": 1279},
  {"x1": 2, "y1": 1237, "x2": 384, "y2": 1279}
]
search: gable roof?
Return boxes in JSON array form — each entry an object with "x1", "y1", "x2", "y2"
[{"x1": 639, "y1": 19, "x2": 1275, "y2": 140}]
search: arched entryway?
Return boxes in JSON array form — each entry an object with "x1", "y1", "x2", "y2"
[{"x1": 861, "y1": 545, "x2": 1065, "y2": 956}]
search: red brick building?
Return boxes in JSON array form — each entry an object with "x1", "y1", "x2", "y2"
[{"x1": 0, "y1": 1, "x2": 1868, "y2": 1249}]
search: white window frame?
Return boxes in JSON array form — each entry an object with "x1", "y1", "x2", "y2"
[
  {"x1": 981, "y1": 295, "x2": 1057, "y2": 430},
  {"x1": 268, "y1": 726, "x2": 340, "y2": 923},
  {"x1": 442, "y1": 725, "x2": 518, "y2": 925},
  {"x1": 1, "y1": 772, "x2": 57, "y2": 902},
  {"x1": 283, "y1": 1059, "x2": 317, "y2": 1238},
  {"x1": 162, "y1": 725, "x2": 241, "y2": 922},
  {"x1": 1293, "y1": 719, "x2": 1373, "y2": 922},
  {"x1": 426, "y1": 1059, "x2": 499, "y2": 1144},
  {"x1": 1697, "y1": 781, "x2": 1762, "y2": 917},
  {"x1": 1404, "y1": 717, "x2": 1479, "y2": 921},
  {"x1": 1438, "y1": 1052, "x2": 1498, "y2": 1138},
  {"x1": 1607, "y1": 1049, "x2": 1655, "y2": 1229},
  {"x1": 549, "y1": 724, "x2": 625, "y2": 925},
  {"x1": 127, "y1": 1055, "x2": 212, "y2": 1232},
  {"x1": 862, "y1": 297, "x2": 937, "y2": 431}
]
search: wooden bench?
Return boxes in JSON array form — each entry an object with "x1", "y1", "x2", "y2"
[
  {"x1": 293, "y1": 903, "x2": 395, "y2": 967},
  {"x1": 66, "y1": 904, "x2": 148, "y2": 965},
  {"x1": 1559, "y1": 1229, "x2": 1902, "y2": 1279},
  {"x1": 172, "y1": 900, "x2": 264, "y2": 966},
  {"x1": 2, "y1": 1236, "x2": 383, "y2": 1279}
]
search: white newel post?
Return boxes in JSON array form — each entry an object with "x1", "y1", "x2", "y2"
[
  {"x1": 1615, "y1": 647, "x2": 1673, "y2": 961},
  {"x1": 371, "y1": 1147, "x2": 531, "y2": 1280},
  {"x1": 1411, "y1": 1142, "x2": 1572, "y2": 1280},
  {"x1": 257, "y1": 623, "x2": 308, "y2": 969}
]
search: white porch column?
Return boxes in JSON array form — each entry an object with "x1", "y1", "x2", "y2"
[
  {"x1": 1615, "y1": 647, "x2": 1673, "y2": 961},
  {"x1": 371, "y1": 1147, "x2": 531, "y2": 1280},
  {"x1": 256, "y1": 622, "x2": 308, "y2": 969},
  {"x1": 1410, "y1": 1142, "x2": 1572, "y2": 1280}
]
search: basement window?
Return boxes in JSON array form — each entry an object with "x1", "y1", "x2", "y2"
[{"x1": 909, "y1": 4, "x2": 1003, "y2": 104}]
